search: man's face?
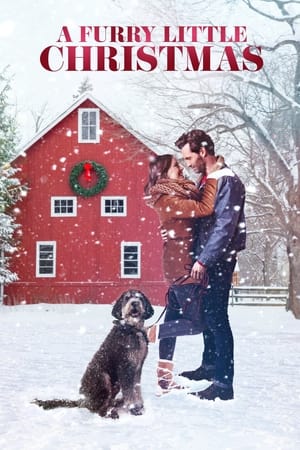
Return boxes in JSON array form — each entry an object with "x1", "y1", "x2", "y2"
[{"x1": 181, "y1": 143, "x2": 206, "y2": 174}]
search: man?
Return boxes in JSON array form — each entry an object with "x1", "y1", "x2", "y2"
[{"x1": 175, "y1": 129, "x2": 246, "y2": 401}]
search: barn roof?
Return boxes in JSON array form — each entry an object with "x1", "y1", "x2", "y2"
[{"x1": 13, "y1": 92, "x2": 157, "y2": 160}]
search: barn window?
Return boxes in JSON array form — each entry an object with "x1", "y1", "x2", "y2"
[
  {"x1": 101, "y1": 197, "x2": 127, "y2": 216},
  {"x1": 121, "y1": 242, "x2": 141, "y2": 278},
  {"x1": 36, "y1": 241, "x2": 56, "y2": 278},
  {"x1": 51, "y1": 197, "x2": 77, "y2": 217},
  {"x1": 78, "y1": 108, "x2": 100, "y2": 143}
]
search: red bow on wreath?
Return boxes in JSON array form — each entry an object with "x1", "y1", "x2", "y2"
[
  {"x1": 83, "y1": 162, "x2": 93, "y2": 182},
  {"x1": 69, "y1": 160, "x2": 108, "y2": 197}
]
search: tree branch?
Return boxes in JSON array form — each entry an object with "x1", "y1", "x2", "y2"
[{"x1": 188, "y1": 101, "x2": 291, "y2": 176}]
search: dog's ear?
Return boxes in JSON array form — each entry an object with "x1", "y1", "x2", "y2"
[
  {"x1": 141, "y1": 293, "x2": 154, "y2": 319},
  {"x1": 112, "y1": 294, "x2": 124, "y2": 320}
]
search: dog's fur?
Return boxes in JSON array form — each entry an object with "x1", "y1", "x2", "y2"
[{"x1": 32, "y1": 290, "x2": 154, "y2": 419}]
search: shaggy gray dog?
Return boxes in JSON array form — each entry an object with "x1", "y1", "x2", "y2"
[{"x1": 32, "y1": 290, "x2": 154, "y2": 419}]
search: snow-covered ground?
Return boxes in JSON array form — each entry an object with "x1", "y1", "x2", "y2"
[{"x1": 0, "y1": 303, "x2": 299, "y2": 450}]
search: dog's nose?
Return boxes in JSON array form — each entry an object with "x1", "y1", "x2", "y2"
[{"x1": 131, "y1": 301, "x2": 140, "y2": 308}]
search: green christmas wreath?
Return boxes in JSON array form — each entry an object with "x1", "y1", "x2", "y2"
[{"x1": 69, "y1": 161, "x2": 109, "y2": 197}]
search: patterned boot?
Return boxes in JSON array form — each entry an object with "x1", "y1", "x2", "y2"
[{"x1": 156, "y1": 360, "x2": 184, "y2": 396}]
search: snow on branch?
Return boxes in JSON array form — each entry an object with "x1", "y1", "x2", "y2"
[
  {"x1": 188, "y1": 100, "x2": 291, "y2": 176},
  {"x1": 242, "y1": 0, "x2": 300, "y2": 27},
  {"x1": 229, "y1": 73, "x2": 300, "y2": 111},
  {"x1": 263, "y1": 39, "x2": 300, "y2": 51}
]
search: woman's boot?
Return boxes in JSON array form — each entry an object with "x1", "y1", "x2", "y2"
[{"x1": 156, "y1": 359, "x2": 183, "y2": 395}]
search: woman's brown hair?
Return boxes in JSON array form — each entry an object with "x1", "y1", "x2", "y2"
[{"x1": 144, "y1": 154, "x2": 173, "y2": 195}]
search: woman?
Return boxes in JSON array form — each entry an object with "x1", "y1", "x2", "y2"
[{"x1": 144, "y1": 154, "x2": 220, "y2": 394}]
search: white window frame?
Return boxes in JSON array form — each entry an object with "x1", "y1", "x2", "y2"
[
  {"x1": 101, "y1": 196, "x2": 127, "y2": 217},
  {"x1": 78, "y1": 108, "x2": 100, "y2": 143},
  {"x1": 36, "y1": 241, "x2": 56, "y2": 278},
  {"x1": 51, "y1": 196, "x2": 77, "y2": 217},
  {"x1": 121, "y1": 241, "x2": 141, "y2": 279}
]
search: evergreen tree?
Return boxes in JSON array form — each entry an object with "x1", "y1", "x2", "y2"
[{"x1": 0, "y1": 68, "x2": 23, "y2": 298}]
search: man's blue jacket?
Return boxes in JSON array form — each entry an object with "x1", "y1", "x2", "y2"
[{"x1": 194, "y1": 167, "x2": 246, "y2": 268}]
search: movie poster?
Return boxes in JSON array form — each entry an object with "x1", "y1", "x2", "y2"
[{"x1": 1, "y1": 1, "x2": 299, "y2": 449}]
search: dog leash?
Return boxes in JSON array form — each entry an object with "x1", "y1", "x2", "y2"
[
  {"x1": 147, "y1": 291, "x2": 168, "y2": 328},
  {"x1": 113, "y1": 320, "x2": 149, "y2": 342}
]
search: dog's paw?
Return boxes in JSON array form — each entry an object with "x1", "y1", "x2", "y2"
[
  {"x1": 106, "y1": 408, "x2": 119, "y2": 419},
  {"x1": 129, "y1": 405, "x2": 144, "y2": 416}
]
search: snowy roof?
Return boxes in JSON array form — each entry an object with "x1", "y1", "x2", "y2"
[{"x1": 13, "y1": 92, "x2": 156, "y2": 160}]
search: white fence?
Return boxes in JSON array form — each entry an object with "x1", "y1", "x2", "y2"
[{"x1": 229, "y1": 286, "x2": 288, "y2": 306}]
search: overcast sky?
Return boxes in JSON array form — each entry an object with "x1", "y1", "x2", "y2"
[{"x1": 0, "y1": 0, "x2": 293, "y2": 146}]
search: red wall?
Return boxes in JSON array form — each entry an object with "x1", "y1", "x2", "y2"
[{"x1": 4, "y1": 99, "x2": 168, "y2": 305}]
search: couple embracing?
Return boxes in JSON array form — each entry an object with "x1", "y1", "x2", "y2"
[{"x1": 144, "y1": 129, "x2": 246, "y2": 401}]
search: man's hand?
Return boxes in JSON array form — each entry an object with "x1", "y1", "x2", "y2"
[
  {"x1": 191, "y1": 260, "x2": 207, "y2": 282},
  {"x1": 160, "y1": 227, "x2": 168, "y2": 242}
]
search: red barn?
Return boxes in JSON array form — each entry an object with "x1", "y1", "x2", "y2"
[{"x1": 4, "y1": 94, "x2": 168, "y2": 305}]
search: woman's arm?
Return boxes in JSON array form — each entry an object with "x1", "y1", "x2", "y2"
[{"x1": 158, "y1": 179, "x2": 217, "y2": 220}]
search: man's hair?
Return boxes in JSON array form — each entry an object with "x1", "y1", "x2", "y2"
[{"x1": 175, "y1": 129, "x2": 215, "y2": 155}]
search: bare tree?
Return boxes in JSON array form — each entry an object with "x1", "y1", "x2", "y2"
[
  {"x1": 131, "y1": 0, "x2": 300, "y2": 317},
  {"x1": 73, "y1": 77, "x2": 94, "y2": 100},
  {"x1": 30, "y1": 102, "x2": 50, "y2": 133},
  {"x1": 186, "y1": 0, "x2": 300, "y2": 317}
]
